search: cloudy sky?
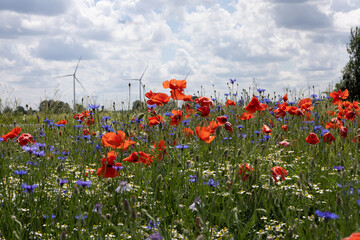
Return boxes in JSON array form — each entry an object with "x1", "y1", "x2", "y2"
[{"x1": 0, "y1": 0, "x2": 359, "y2": 110}]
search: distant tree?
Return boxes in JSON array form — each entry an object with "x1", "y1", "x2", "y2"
[
  {"x1": 39, "y1": 100, "x2": 71, "y2": 114},
  {"x1": 336, "y1": 26, "x2": 360, "y2": 100},
  {"x1": 74, "y1": 103, "x2": 85, "y2": 113},
  {"x1": 132, "y1": 100, "x2": 144, "y2": 111},
  {"x1": 15, "y1": 106, "x2": 26, "y2": 115},
  {"x1": 3, "y1": 106, "x2": 12, "y2": 114}
]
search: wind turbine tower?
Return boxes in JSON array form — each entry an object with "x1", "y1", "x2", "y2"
[{"x1": 56, "y1": 57, "x2": 86, "y2": 111}]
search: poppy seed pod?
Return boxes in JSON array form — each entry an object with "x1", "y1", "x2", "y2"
[
  {"x1": 123, "y1": 199, "x2": 130, "y2": 213},
  {"x1": 131, "y1": 208, "x2": 137, "y2": 220}
]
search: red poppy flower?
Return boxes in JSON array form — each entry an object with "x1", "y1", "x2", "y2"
[
  {"x1": 343, "y1": 232, "x2": 360, "y2": 240},
  {"x1": 163, "y1": 79, "x2": 187, "y2": 90},
  {"x1": 73, "y1": 111, "x2": 91, "y2": 121},
  {"x1": 170, "y1": 110, "x2": 183, "y2": 126},
  {"x1": 225, "y1": 99, "x2": 236, "y2": 107},
  {"x1": 56, "y1": 120, "x2": 68, "y2": 125},
  {"x1": 83, "y1": 129, "x2": 90, "y2": 135},
  {"x1": 196, "y1": 126, "x2": 215, "y2": 143},
  {"x1": 1, "y1": 127, "x2": 21, "y2": 142},
  {"x1": 195, "y1": 97, "x2": 213, "y2": 108},
  {"x1": 326, "y1": 118, "x2": 343, "y2": 129},
  {"x1": 101, "y1": 131, "x2": 136, "y2": 150},
  {"x1": 123, "y1": 151, "x2": 153, "y2": 165},
  {"x1": 146, "y1": 92, "x2": 171, "y2": 106},
  {"x1": 224, "y1": 122, "x2": 233, "y2": 133},
  {"x1": 148, "y1": 115, "x2": 164, "y2": 126},
  {"x1": 162, "y1": 79, "x2": 192, "y2": 101},
  {"x1": 288, "y1": 107, "x2": 304, "y2": 116},
  {"x1": 339, "y1": 126, "x2": 348, "y2": 138},
  {"x1": 245, "y1": 95, "x2": 268, "y2": 114},
  {"x1": 197, "y1": 106, "x2": 211, "y2": 117},
  {"x1": 345, "y1": 111, "x2": 356, "y2": 121},
  {"x1": 18, "y1": 133, "x2": 35, "y2": 146},
  {"x1": 306, "y1": 133, "x2": 320, "y2": 145},
  {"x1": 262, "y1": 124, "x2": 271, "y2": 135},
  {"x1": 96, "y1": 151, "x2": 122, "y2": 178},
  {"x1": 323, "y1": 132, "x2": 335, "y2": 145},
  {"x1": 183, "y1": 128, "x2": 194, "y2": 138},
  {"x1": 272, "y1": 166, "x2": 288, "y2": 182},
  {"x1": 169, "y1": 89, "x2": 193, "y2": 101},
  {"x1": 239, "y1": 112, "x2": 254, "y2": 120},
  {"x1": 208, "y1": 121, "x2": 218, "y2": 134},
  {"x1": 329, "y1": 89, "x2": 349, "y2": 105},
  {"x1": 238, "y1": 163, "x2": 253, "y2": 181},
  {"x1": 283, "y1": 94, "x2": 288, "y2": 102},
  {"x1": 278, "y1": 140, "x2": 291, "y2": 147},
  {"x1": 281, "y1": 125, "x2": 288, "y2": 132},
  {"x1": 216, "y1": 116, "x2": 227, "y2": 126},
  {"x1": 152, "y1": 140, "x2": 167, "y2": 160}
]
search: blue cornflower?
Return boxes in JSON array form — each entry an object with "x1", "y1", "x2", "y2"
[
  {"x1": 92, "y1": 203, "x2": 102, "y2": 214},
  {"x1": 82, "y1": 135, "x2": 91, "y2": 140},
  {"x1": 189, "y1": 175, "x2": 197, "y2": 182},
  {"x1": 357, "y1": 200, "x2": 360, "y2": 206},
  {"x1": 112, "y1": 165, "x2": 124, "y2": 171},
  {"x1": 101, "y1": 116, "x2": 111, "y2": 121},
  {"x1": 43, "y1": 214, "x2": 56, "y2": 219},
  {"x1": 147, "y1": 220, "x2": 160, "y2": 230},
  {"x1": 22, "y1": 183, "x2": 38, "y2": 193},
  {"x1": 175, "y1": 144, "x2": 189, "y2": 150},
  {"x1": 164, "y1": 112, "x2": 174, "y2": 117},
  {"x1": 334, "y1": 166, "x2": 344, "y2": 171},
  {"x1": 58, "y1": 179, "x2": 69, "y2": 187},
  {"x1": 32, "y1": 150, "x2": 45, "y2": 157},
  {"x1": 204, "y1": 179, "x2": 219, "y2": 187},
  {"x1": 14, "y1": 170, "x2": 28, "y2": 175},
  {"x1": 311, "y1": 94, "x2": 317, "y2": 98},
  {"x1": 229, "y1": 78, "x2": 236, "y2": 84},
  {"x1": 315, "y1": 210, "x2": 338, "y2": 219},
  {"x1": 73, "y1": 125, "x2": 83, "y2": 129},
  {"x1": 257, "y1": 88, "x2": 266, "y2": 93},
  {"x1": 237, "y1": 125, "x2": 243, "y2": 129},
  {"x1": 147, "y1": 104, "x2": 157, "y2": 108},
  {"x1": 224, "y1": 93, "x2": 230, "y2": 97},
  {"x1": 88, "y1": 104, "x2": 100, "y2": 110},
  {"x1": 76, "y1": 180, "x2": 91, "y2": 188},
  {"x1": 149, "y1": 232, "x2": 163, "y2": 240},
  {"x1": 211, "y1": 98, "x2": 217, "y2": 101},
  {"x1": 75, "y1": 214, "x2": 88, "y2": 220}
]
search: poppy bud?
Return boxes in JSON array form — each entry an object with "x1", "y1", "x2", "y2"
[
  {"x1": 131, "y1": 195, "x2": 136, "y2": 205},
  {"x1": 196, "y1": 217, "x2": 201, "y2": 231},
  {"x1": 131, "y1": 208, "x2": 137, "y2": 220},
  {"x1": 336, "y1": 192, "x2": 343, "y2": 207},
  {"x1": 59, "y1": 131, "x2": 62, "y2": 136},
  {"x1": 60, "y1": 230, "x2": 67, "y2": 240},
  {"x1": 123, "y1": 199, "x2": 130, "y2": 213},
  {"x1": 106, "y1": 213, "x2": 111, "y2": 219},
  {"x1": 156, "y1": 174, "x2": 163, "y2": 183}
]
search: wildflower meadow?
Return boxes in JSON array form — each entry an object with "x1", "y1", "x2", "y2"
[{"x1": 1, "y1": 79, "x2": 360, "y2": 240}]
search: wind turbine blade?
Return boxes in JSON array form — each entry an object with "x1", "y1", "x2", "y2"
[
  {"x1": 55, "y1": 74, "x2": 73, "y2": 78},
  {"x1": 184, "y1": 70, "x2": 191, "y2": 80},
  {"x1": 75, "y1": 76, "x2": 86, "y2": 90},
  {"x1": 139, "y1": 64, "x2": 149, "y2": 81},
  {"x1": 74, "y1": 57, "x2": 82, "y2": 74},
  {"x1": 122, "y1": 79, "x2": 140, "y2": 81}
]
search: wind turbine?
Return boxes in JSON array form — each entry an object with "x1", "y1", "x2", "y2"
[
  {"x1": 55, "y1": 57, "x2": 86, "y2": 111},
  {"x1": 122, "y1": 65, "x2": 149, "y2": 102}
]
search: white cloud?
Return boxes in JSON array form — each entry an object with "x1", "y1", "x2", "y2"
[{"x1": 0, "y1": 0, "x2": 358, "y2": 109}]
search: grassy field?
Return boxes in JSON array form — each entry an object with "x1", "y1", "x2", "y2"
[{"x1": 0, "y1": 81, "x2": 359, "y2": 239}]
